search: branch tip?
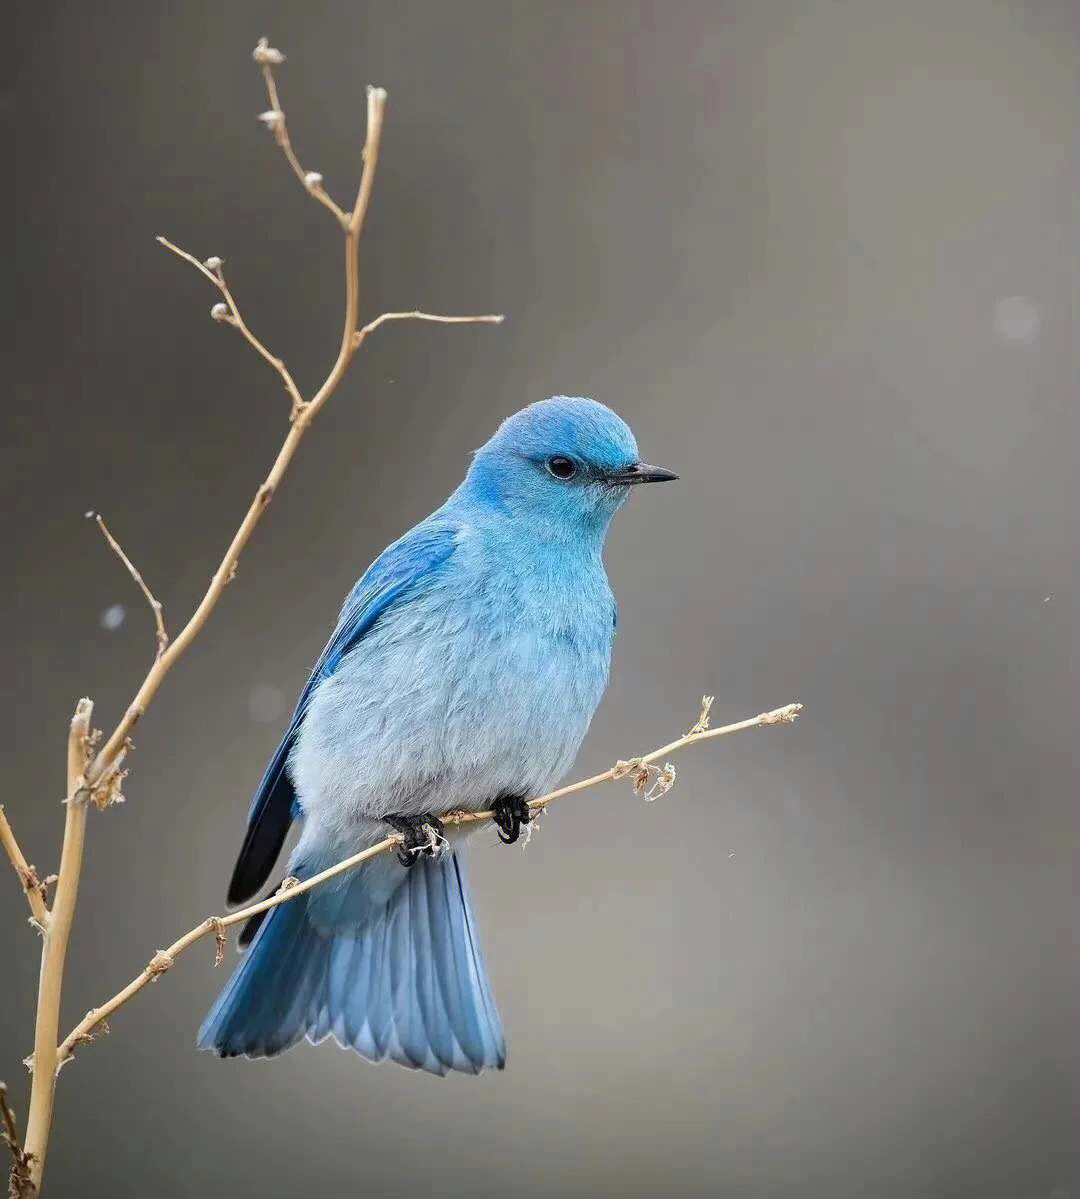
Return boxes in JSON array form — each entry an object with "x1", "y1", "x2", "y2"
[
  {"x1": 91, "y1": 515, "x2": 168, "y2": 659},
  {"x1": 252, "y1": 38, "x2": 285, "y2": 66}
]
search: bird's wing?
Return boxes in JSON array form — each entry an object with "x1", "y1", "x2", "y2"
[{"x1": 226, "y1": 519, "x2": 461, "y2": 905}]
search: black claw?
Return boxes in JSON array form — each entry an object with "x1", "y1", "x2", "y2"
[
  {"x1": 490, "y1": 794, "x2": 532, "y2": 845},
  {"x1": 385, "y1": 814, "x2": 444, "y2": 866}
]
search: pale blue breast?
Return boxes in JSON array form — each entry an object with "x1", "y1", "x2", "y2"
[{"x1": 290, "y1": 522, "x2": 615, "y2": 844}]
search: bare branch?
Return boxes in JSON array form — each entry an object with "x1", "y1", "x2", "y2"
[
  {"x1": 78, "y1": 85, "x2": 390, "y2": 803},
  {"x1": 22, "y1": 699, "x2": 93, "y2": 1194},
  {"x1": 88, "y1": 514, "x2": 167, "y2": 658},
  {"x1": 253, "y1": 38, "x2": 349, "y2": 228},
  {"x1": 155, "y1": 236, "x2": 306, "y2": 417},
  {"x1": 0, "y1": 808, "x2": 49, "y2": 930},
  {"x1": 354, "y1": 310, "x2": 505, "y2": 347},
  {"x1": 58, "y1": 701, "x2": 801, "y2": 1063},
  {"x1": 2, "y1": 1082, "x2": 34, "y2": 1199},
  {"x1": 9, "y1": 45, "x2": 493, "y2": 1192}
]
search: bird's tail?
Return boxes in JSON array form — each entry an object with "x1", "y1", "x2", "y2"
[{"x1": 197, "y1": 850, "x2": 506, "y2": 1074}]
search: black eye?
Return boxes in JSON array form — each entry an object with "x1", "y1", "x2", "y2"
[{"x1": 545, "y1": 456, "x2": 577, "y2": 480}]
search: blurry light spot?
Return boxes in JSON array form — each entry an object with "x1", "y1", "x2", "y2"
[
  {"x1": 994, "y1": 296, "x2": 1038, "y2": 343},
  {"x1": 248, "y1": 683, "x2": 285, "y2": 724},
  {"x1": 100, "y1": 604, "x2": 126, "y2": 631}
]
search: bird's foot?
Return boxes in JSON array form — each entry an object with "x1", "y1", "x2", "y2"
[
  {"x1": 490, "y1": 794, "x2": 532, "y2": 845},
  {"x1": 385, "y1": 814, "x2": 445, "y2": 866}
]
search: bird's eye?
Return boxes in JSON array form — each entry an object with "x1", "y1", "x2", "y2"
[{"x1": 545, "y1": 456, "x2": 577, "y2": 480}]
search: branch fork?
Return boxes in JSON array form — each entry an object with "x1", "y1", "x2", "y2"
[{"x1": 4, "y1": 43, "x2": 508, "y2": 1196}]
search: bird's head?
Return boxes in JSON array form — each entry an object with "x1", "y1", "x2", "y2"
[{"x1": 462, "y1": 396, "x2": 677, "y2": 539}]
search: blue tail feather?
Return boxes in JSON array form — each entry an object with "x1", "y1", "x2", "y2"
[{"x1": 198, "y1": 850, "x2": 505, "y2": 1074}]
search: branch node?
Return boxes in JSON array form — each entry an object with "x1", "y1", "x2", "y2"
[
  {"x1": 209, "y1": 918, "x2": 227, "y2": 967},
  {"x1": 257, "y1": 109, "x2": 285, "y2": 138},
  {"x1": 146, "y1": 951, "x2": 174, "y2": 980},
  {"x1": 612, "y1": 758, "x2": 677, "y2": 801},
  {"x1": 687, "y1": 695, "x2": 715, "y2": 737},
  {"x1": 252, "y1": 37, "x2": 285, "y2": 66}
]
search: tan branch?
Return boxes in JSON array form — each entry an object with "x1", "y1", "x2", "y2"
[
  {"x1": 83, "y1": 83, "x2": 390, "y2": 801},
  {"x1": 1, "y1": 1083, "x2": 34, "y2": 1199},
  {"x1": 88, "y1": 514, "x2": 168, "y2": 658},
  {"x1": 21, "y1": 699, "x2": 93, "y2": 1195},
  {"x1": 155, "y1": 236, "x2": 306, "y2": 418},
  {"x1": 254, "y1": 38, "x2": 350, "y2": 229},
  {"x1": 0, "y1": 807, "x2": 50, "y2": 929},
  {"x1": 58, "y1": 701, "x2": 800, "y2": 1063},
  {"x1": 354, "y1": 310, "x2": 505, "y2": 347},
  {"x1": 9, "y1": 47, "x2": 492, "y2": 1193}
]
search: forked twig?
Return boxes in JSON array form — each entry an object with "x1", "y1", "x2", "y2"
[{"x1": 9, "y1": 43, "x2": 504, "y2": 1197}]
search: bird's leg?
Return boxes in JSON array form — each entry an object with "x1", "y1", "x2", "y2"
[
  {"x1": 385, "y1": 813, "x2": 445, "y2": 866},
  {"x1": 490, "y1": 793, "x2": 532, "y2": 845}
]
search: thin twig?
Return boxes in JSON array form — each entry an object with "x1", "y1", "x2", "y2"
[
  {"x1": 88, "y1": 514, "x2": 168, "y2": 658},
  {"x1": 0, "y1": 808, "x2": 49, "y2": 930},
  {"x1": 21, "y1": 700, "x2": 93, "y2": 1195},
  {"x1": 354, "y1": 310, "x2": 505, "y2": 347},
  {"x1": 155, "y1": 237, "x2": 306, "y2": 418},
  {"x1": 57, "y1": 701, "x2": 800, "y2": 1063},
  {"x1": 81, "y1": 84, "x2": 390, "y2": 801},
  {"x1": 1, "y1": 1082, "x2": 34, "y2": 1199},
  {"x1": 254, "y1": 38, "x2": 350, "y2": 228}
]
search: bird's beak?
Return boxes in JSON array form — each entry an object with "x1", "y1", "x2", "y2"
[{"x1": 606, "y1": 462, "x2": 679, "y2": 485}]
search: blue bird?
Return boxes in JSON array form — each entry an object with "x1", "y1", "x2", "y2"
[{"x1": 198, "y1": 396, "x2": 676, "y2": 1073}]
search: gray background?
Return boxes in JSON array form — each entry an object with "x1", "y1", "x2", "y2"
[{"x1": 4, "y1": 2, "x2": 1079, "y2": 1196}]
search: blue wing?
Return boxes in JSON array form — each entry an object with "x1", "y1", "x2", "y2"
[{"x1": 227, "y1": 519, "x2": 461, "y2": 905}]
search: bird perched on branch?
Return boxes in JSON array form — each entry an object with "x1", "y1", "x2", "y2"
[{"x1": 199, "y1": 396, "x2": 677, "y2": 1073}]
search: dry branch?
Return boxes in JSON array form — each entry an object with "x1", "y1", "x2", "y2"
[
  {"x1": 253, "y1": 37, "x2": 350, "y2": 228},
  {"x1": 354, "y1": 310, "x2": 505, "y2": 345},
  {"x1": 6, "y1": 45, "x2": 506, "y2": 1196},
  {"x1": 2, "y1": 1082, "x2": 33, "y2": 1197},
  {"x1": 154, "y1": 236, "x2": 306, "y2": 418},
  {"x1": 0, "y1": 809, "x2": 50, "y2": 930},
  {"x1": 88, "y1": 514, "x2": 168, "y2": 658},
  {"x1": 20, "y1": 700, "x2": 93, "y2": 1195},
  {"x1": 57, "y1": 701, "x2": 800, "y2": 1063}
]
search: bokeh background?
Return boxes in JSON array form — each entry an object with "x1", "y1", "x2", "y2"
[{"x1": 5, "y1": 2, "x2": 1080, "y2": 1195}]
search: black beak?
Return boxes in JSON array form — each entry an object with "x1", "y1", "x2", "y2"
[{"x1": 606, "y1": 462, "x2": 679, "y2": 485}]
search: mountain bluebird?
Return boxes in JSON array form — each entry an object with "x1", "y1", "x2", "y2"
[{"x1": 198, "y1": 396, "x2": 676, "y2": 1073}]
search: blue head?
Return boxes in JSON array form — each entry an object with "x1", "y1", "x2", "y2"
[{"x1": 460, "y1": 396, "x2": 676, "y2": 541}]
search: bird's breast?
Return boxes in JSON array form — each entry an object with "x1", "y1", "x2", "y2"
[{"x1": 291, "y1": 552, "x2": 616, "y2": 829}]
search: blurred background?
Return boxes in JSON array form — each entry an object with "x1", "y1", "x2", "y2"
[{"x1": 4, "y1": 1, "x2": 1080, "y2": 1195}]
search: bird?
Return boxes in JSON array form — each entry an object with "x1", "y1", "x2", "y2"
[{"x1": 198, "y1": 396, "x2": 677, "y2": 1074}]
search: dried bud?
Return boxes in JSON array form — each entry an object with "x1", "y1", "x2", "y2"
[
  {"x1": 258, "y1": 109, "x2": 285, "y2": 134},
  {"x1": 204, "y1": 255, "x2": 223, "y2": 272},
  {"x1": 303, "y1": 171, "x2": 323, "y2": 192},
  {"x1": 252, "y1": 38, "x2": 285, "y2": 66},
  {"x1": 210, "y1": 302, "x2": 229, "y2": 323}
]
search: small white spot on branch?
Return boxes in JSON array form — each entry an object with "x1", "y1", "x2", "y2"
[
  {"x1": 252, "y1": 37, "x2": 285, "y2": 66},
  {"x1": 258, "y1": 109, "x2": 285, "y2": 136}
]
